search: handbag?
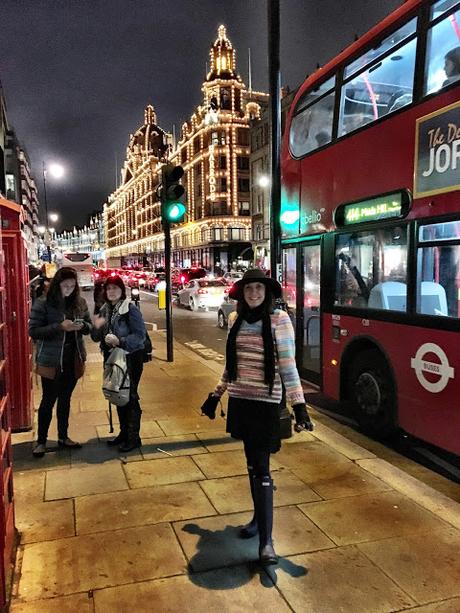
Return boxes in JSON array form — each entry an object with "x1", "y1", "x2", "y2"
[
  {"x1": 74, "y1": 354, "x2": 86, "y2": 379},
  {"x1": 35, "y1": 364, "x2": 57, "y2": 380}
]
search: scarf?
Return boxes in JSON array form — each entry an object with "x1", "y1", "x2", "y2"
[{"x1": 225, "y1": 303, "x2": 276, "y2": 394}]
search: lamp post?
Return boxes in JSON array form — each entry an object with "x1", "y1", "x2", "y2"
[{"x1": 41, "y1": 162, "x2": 64, "y2": 263}]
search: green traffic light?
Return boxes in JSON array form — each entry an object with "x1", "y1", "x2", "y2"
[{"x1": 166, "y1": 201, "x2": 186, "y2": 222}]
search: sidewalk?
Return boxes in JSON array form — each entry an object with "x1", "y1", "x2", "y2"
[{"x1": 9, "y1": 332, "x2": 460, "y2": 612}]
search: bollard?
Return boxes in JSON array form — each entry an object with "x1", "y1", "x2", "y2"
[{"x1": 157, "y1": 280, "x2": 166, "y2": 310}]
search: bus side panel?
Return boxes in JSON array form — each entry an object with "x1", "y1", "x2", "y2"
[
  {"x1": 322, "y1": 313, "x2": 459, "y2": 454},
  {"x1": 298, "y1": 87, "x2": 459, "y2": 233}
]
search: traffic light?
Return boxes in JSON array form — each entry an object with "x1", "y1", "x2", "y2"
[{"x1": 160, "y1": 164, "x2": 186, "y2": 225}]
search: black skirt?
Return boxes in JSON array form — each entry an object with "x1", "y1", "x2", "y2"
[{"x1": 226, "y1": 396, "x2": 281, "y2": 453}]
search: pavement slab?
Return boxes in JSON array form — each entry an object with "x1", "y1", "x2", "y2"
[
  {"x1": 200, "y1": 470, "x2": 321, "y2": 514},
  {"x1": 193, "y1": 449, "x2": 267, "y2": 479},
  {"x1": 45, "y1": 463, "x2": 129, "y2": 500},
  {"x1": 175, "y1": 505, "x2": 335, "y2": 572},
  {"x1": 195, "y1": 431, "x2": 243, "y2": 452},
  {"x1": 13, "y1": 472, "x2": 45, "y2": 504},
  {"x1": 292, "y1": 460, "x2": 392, "y2": 499},
  {"x1": 19, "y1": 523, "x2": 186, "y2": 601},
  {"x1": 271, "y1": 546, "x2": 416, "y2": 613},
  {"x1": 16, "y1": 499, "x2": 75, "y2": 544},
  {"x1": 124, "y1": 455, "x2": 206, "y2": 488},
  {"x1": 299, "y1": 490, "x2": 453, "y2": 546},
  {"x1": 76, "y1": 481, "x2": 217, "y2": 535},
  {"x1": 11, "y1": 592, "x2": 94, "y2": 612},
  {"x1": 140, "y1": 434, "x2": 208, "y2": 459},
  {"x1": 92, "y1": 567, "x2": 291, "y2": 613},
  {"x1": 276, "y1": 439, "x2": 351, "y2": 471},
  {"x1": 95, "y1": 419, "x2": 164, "y2": 441},
  {"x1": 403, "y1": 598, "x2": 460, "y2": 612},
  {"x1": 358, "y1": 525, "x2": 460, "y2": 604},
  {"x1": 310, "y1": 421, "x2": 377, "y2": 460},
  {"x1": 13, "y1": 443, "x2": 71, "y2": 472},
  {"x1": 156, "y1": 416, "x2": 226, "y2": 436}
]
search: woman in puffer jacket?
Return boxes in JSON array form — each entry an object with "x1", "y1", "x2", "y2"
[
  {"x1": 29, "y1": 267, "x2": 92, "y2": 457},
  {"x1": 91, "y1": 275, "x2": 146, "y2": 452}
]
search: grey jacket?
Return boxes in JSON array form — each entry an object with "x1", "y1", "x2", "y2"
[{"x1": 29, "y1": 296, "x2": 92, "y2": 368}]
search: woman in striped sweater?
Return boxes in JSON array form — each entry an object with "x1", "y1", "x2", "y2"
[{"x1": 214, "y1": 268, "x2": 313, "y2": 565}]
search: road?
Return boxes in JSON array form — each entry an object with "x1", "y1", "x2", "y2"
[{"x1": 136, "y1": 289, "x2": 227, "y2": 363}]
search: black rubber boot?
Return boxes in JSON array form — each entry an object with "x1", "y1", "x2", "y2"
[
  {"x1": 240, "y1": 466, "x2": 258, "y2": 538},
  {"x1": 254, "y1": 476, "x2": 278, "y2": 566}
]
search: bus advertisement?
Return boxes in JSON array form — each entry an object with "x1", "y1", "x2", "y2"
[
  {"x1": 281, "y1": 0, "x2": 460, "y2": 455},
  {"x1": 61, "y1": 252, "x2": 94, "y2": 290}
]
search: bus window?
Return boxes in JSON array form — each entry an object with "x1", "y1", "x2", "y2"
[
  {"x1": 339, "y1": 36, "x2": 416, "y2": 136},
  {"x1": 424, "y1": 4, "x2": 460, "y2": 94},
  {"x1": 282, "y1": 247, "x2": 297, "y2": 329},
  {"x1": 289, "y1": 77, "x2": 335, "y2": 158},
  {"x1": 335, "y1": 227, "x2": 408, "y2": 311},
  {"x1": 417, "y1": 220, "x2": 460, "y2": 318}
]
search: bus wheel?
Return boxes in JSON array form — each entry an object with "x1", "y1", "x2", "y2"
[{"x1": 348, "y1": 350, "x2": 396, "y2": 439}]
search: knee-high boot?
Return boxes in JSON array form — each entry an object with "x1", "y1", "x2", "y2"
[
  {"x1": 239, "y1": 465, "x2": 258, "y2": 538},
  {"x1": 253, "y1": 476, "x2": 278, "y2": 565}
]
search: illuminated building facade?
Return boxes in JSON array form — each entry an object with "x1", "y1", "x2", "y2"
[
  {"x1": 104, "y1": 105, "x2": 169, "y2": 267},
  {"x1": 104, "y1": 26, "x2": 268, "y2": 273},
  {"x1": 55, "y1": 212, "x2": 105, "y2": 262},
  {"x1": 172, "y1": 25, "x2": 268, "y2": 272}
]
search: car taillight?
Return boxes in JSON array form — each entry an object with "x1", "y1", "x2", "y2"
[
  {"x1": 224, "y1": 287, "x2": 229, "y2": 294},
  {"x1": 110, "y1": 272, "x2": 116, "y2": 277},
  {"x1": 94, "y1": 273, "x2": 99, "y2": 279},
  {"x1": 197, "y1": 289, "x2": 208, "y2": 294},
  {"x1": 180, "y1": 275, "x2": 186, "y2": 283}
]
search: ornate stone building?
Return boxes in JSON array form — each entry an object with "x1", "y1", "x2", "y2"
[
  {"x1": 104, "y1": 105, "x2": 170, "y2": 267},
  {"x1": 171, "y1": 25, "x2": 268, "y2": 272},
  {"x1": 104, "y1": 26, "x2": 268, "y2": 272}
]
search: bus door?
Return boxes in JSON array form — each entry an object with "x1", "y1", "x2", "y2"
[
  {"x1": 282, "y1": 241, "x2": 321, "y2": 384},
  {"x1": 300, "y1": 241, "x2": 321, "y2": 383}
]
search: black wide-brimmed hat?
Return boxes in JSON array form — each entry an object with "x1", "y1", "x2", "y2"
[{"x1": 228, "y1": 268, "x2": 282, "y2": 301}]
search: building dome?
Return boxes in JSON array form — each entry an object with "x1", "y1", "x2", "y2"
[
  {"x1": 127, "y1": 105, "x2": 168, "y2": 159},
  {"x1": 207, "y1": 25, "x2": 238, "y2": 81}
]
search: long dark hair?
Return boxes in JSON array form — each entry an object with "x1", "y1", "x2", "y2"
[
  {"x1": 226, "y1": 289, "x2": 276, "y2": 394},
  {"x1": 46, "y1": 267, "x2": 82, "y2": 314}
]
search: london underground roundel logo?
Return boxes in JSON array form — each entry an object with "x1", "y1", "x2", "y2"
[{"x1": 410, "y1": 343, "x2": 455, "y2": 393}]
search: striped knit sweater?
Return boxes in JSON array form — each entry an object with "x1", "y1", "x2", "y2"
[{"x1": 214, "y1": 309, "x2": 304, "y2": 405}]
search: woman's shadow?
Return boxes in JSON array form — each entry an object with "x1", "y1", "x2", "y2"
[{"x1": 182, "y1": 522, "x2": 307, "y2": 590}]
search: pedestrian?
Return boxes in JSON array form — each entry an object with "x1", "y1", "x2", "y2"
[
  {"x1": 91, "y1": 275, "x2": 146, "y2": 452},
  {"x1": 212, "y1": 269, "x2": 313, "y2": 565},
  {"x1": 29, "y1": 266, "x2": 91, "y2": 457}
]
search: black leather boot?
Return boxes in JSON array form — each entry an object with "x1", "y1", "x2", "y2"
[
  {"x1": 239, "y1": 465, "x2": 258, "y2": 538},
  {"x1": 119, "y1": 406, "x2": 142, "y2": 452},
  {"x1": 254, "y1": 476, "x2": 278, "y2": 565}
]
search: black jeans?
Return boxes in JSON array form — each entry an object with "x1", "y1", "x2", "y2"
[{"x1": 37, "y1": 350, "x2": 78, "y2": 444}]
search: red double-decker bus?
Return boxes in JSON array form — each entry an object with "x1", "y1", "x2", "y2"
[{"x1": 281, "y1": 0, "x2": 460, "y2": 454}]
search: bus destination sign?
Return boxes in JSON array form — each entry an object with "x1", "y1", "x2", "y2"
[
  {"x1": 343, "y1": 195, "x2": 402, "y2": 225},
  {"x1": 335, "y1": 191, "x2": 410, "y2": 227},
  {"x1": 414, "y1": 100, "x2": 460, "y2": 198}
]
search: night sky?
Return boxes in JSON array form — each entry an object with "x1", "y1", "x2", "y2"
[{"x1": 1, "y1": 0, "x2": 402, "y2": 231}]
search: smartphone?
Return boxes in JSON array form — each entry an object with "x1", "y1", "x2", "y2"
[{"x1": 73, "y1": 318, "x2": 84, "y2": 325}]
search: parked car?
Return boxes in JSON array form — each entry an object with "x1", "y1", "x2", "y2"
[
  {"x1": 217, "y1": 296, "x2": 237, "y2": 328},
  {"x1": 177, "y1": 279, "x2": 227, "y2": 311},
  {"x1": 145, "y1": 271, "x2": 166, "y2": 291},
  {"x1": 128, "y1": 271, "x2": 147, "y2": 288},
  {"x1": 222, "y1": 271, "x2": 243, "y2": 285},
  {"x1": 172, "y1": 267, "x2": 207, "y2": 292}
]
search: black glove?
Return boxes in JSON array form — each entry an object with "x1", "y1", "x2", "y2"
[
  {"x1": 293, "y1": 403, "x2": 314, "y2": 432},
  {"x1": 200, "y1": 393, "x2": 220, "y2": 420}
]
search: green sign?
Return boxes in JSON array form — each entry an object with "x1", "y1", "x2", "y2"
[{"x1": 340, "y1": 193, "x2": 404, "y2": 226}]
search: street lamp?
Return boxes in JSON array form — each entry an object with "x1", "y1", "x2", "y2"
[{"x1": 42, "y1": 162, "x2": 64, "y2": 263}]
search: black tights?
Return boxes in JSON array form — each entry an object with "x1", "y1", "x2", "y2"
[{"x1": 243, "y1": 442, "x2": 271, "y2": 479}]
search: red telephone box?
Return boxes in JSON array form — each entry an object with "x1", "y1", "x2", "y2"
[
  {"x1": 0, "y1": 197, "x2": 18, "y2": 609},
  {"x1": 0, "y1": 197, "x2": 33, "y2": 431}
]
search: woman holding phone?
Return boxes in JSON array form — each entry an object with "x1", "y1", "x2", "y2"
[{"x1": 29, "y1": 267, "x2": 92, "y2": 457}]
